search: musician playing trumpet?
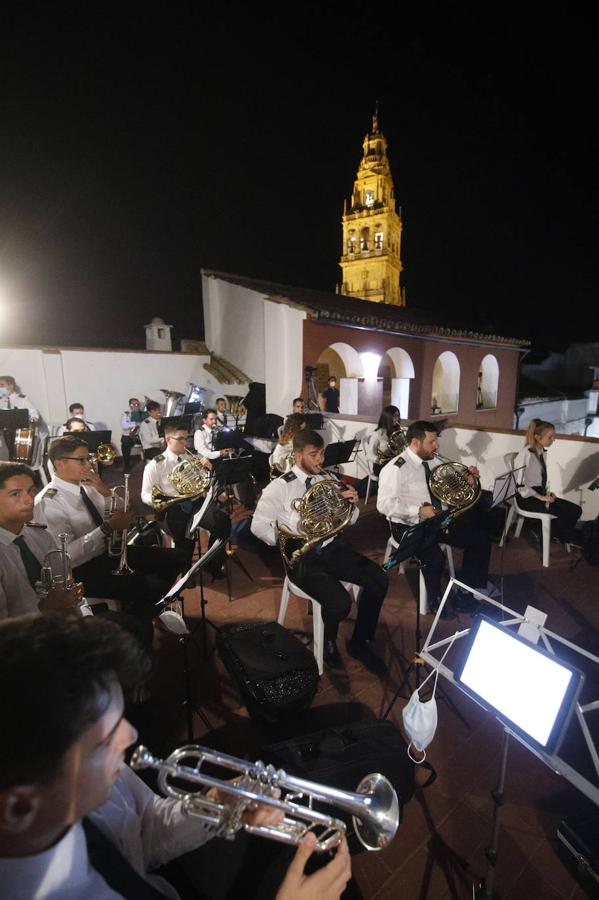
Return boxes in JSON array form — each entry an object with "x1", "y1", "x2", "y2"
[
  {"x1": 377, "y1": 420, "x2": 493, "y2": 615},
  {"x1": 252, "y1": 429, "x2": 389, "y2": 673},
  {"x1": 0, "y1": 461, "x2": 83, "y2": 618}
]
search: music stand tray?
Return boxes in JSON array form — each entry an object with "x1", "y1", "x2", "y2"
[
  {"x1": 490, "y1": 466, "x2": 526, "y2": 508},
  {"x1": 323, "y1": 439, "x2": 359, "y2": 469},
  {"x1": 80, "y1": 430, "x2": 112, "y2": 452},
  {"x1": 213, "y1": 454, "x2": 253, "y2": 485},
  {"x1": 383, "y1": 513, "x2": 450, "y2": 570}
]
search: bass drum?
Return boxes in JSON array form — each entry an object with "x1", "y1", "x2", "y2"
[{"x1": 13, "y1": 427, "x2": 35, "y2": 463}]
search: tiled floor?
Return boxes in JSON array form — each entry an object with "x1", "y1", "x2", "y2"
[{"x1": 122, "y1": 462, "x2": 599, "y2": 899}]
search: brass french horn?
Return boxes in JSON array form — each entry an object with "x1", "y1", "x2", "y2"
[
  {"x1": 376, "y1": 429, "x2": 408, "y2": 467},
  {"x1": 429, "y1": 453, "x2": 481, "y2": 519},
  {"x1": 151, "y1": 450, "x2": 212, "y2": 511}
]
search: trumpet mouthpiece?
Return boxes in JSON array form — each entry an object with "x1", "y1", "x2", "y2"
[{"x1": 130, "y1": 745, "x2": 157, "y2": 770}]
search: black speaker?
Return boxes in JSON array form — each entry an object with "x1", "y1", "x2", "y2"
[
  {"x1": 241, "y1": 383, "x2": 266, "y2": 434},
  {"x1": 252, "y1": 413, "x2": 284, "y2": 438}
]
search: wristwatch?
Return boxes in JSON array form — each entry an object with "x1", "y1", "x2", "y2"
[{"x1": 100, "y1": 521, "x2": 113, "y2": 536}]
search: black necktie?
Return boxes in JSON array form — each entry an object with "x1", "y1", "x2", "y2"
[
  {"x1": 80, "y1": 486, "x2": 103, "y2": 527},
  {"x1": 305, "y1": 476, "x2": 313, "y2": 489},
  {"x1": 82, "y1": 817, "x2": 168, "y2": 900},
  {"x1": 13, "y1": 535, "x2": 42, "y2": 588},
  {"x1": 422, "y1": 462, "x2": 442, "y2": 510},
  {"x1": 539, "y1": 452, "x2": 547, "y2": 493},
  {"x1": 177, "y1": 455, "x2": 182, "y2": 462}
]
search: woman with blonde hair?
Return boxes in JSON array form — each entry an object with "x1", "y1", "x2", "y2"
[{"x1": 514, "y1": 419, "x2": 582, "y2": 543}]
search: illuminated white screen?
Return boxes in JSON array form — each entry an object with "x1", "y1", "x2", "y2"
[{"x1": 459, "y1": 620, "x2": 574, "y2": 747}]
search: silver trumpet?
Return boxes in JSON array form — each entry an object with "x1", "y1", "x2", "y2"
[
  {"x1": 37, "y1": 532, "x2": 89, "y2": 614},
  {"x1": 131, "y1": 744, "x2": 400, "y2": 852},
  {"x1": 113, "y1": 473, "x2": 135, "y2": 575}
]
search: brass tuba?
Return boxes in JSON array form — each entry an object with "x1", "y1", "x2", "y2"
[
  {"x1": 151, "y1": 450, "x2": 212, "y2": 511},
  {"x1": 376, "y1": 429, "x2": 408, "y2": 467},
  {"x1": 429, "y1": 453, "x2": 481, "y2": 519},
  {"x1": 277, "y1": 470, "x2": 354, "y2": 568},
  {"x1": 161, "y1": 389, "x2": 186, "y2": 418},
  {"x1": 131, "y1": 743, "x2": 399, "y2": 852}
]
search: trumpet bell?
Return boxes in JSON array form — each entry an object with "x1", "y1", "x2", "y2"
[
  {"x1": 95, "y1": 442, "x2": 117, "y2": 465},
  {"x1": 353, "y1": 773, "x2": 400, "y2": 850}
]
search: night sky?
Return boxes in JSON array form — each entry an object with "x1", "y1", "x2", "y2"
[{"x1": 1, "y1": 5, "x2": 597, "y2": 352}]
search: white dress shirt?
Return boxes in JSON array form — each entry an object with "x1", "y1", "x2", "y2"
[
  {"x1": 251, "y1": 464, "x2": 359, "y2": 547},
  {"x1": 269, "y1": 440, "x2": 293, "y2": 473},
  {"x1": 141, "y1": 448, "x2": 183, "y2": 506},
  {"x1": 376, "y1": 447, "x2": 442, "y2": 525},
  {"x1": 364, "y1": 428, "x2": 389, "y2": 466},
  {"x1": 0, "y1": 391, "x2": 39, "y2": 419},
  {"x1": 121, "y1": 410, "x2": 144, "y2": 436},
  {"x1": 514, "y1": 446, "x2": 548, "y2": 499},
  {"x1": 138, "y1": 418, "x2": 163, "y2": 451},
  {"x1": 0, "y1": 523, "x2": 54, "y2": 619},
  {"x1": 34, "y1": 476, "x2": 108, "y2": 567},
  {"x1": 0, "y1": 765, "x2": 212, "y2": 900},
  {"x1": 216, "y1": 411, "x2": 228, "y2": 429},
  {"x1": 194, "y1": 425, "x2": 220, "y2": 460}
]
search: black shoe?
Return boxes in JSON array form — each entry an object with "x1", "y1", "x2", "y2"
[
  {"x1": 428, "y1": 600, "x2": 451, "y2": 619},
  {"x1": 345, "y1": 638, "x2": 388, "y2": 676},
  {"x1": 324, "y1": 640, "x2": 343, "y2": 669},
  {"x1": 452, "y1": 589, "x2": 479, "y2": 614}
]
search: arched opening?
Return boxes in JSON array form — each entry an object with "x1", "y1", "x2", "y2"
[
  {"x1": 316, "y1": 343, "x2": 364, "y2": 414},
  {"x1": 431, "y1": 351, "x2": 460, "y2": 415},
  {"x1": 478, "y1": 354, "x2": 499, "y2": 409},
  {"x1": 378, "y1": 347, "x2": 415, "y2": 418}
]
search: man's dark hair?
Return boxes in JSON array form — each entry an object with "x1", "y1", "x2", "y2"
[
  {"x1": 292, "y1": 397, "x2": 303, "y2": 405},
  {"x1": 49, "y1": 435, "x2": 89, "y2": 462},
  {"x1": 203, "y1": 407, "x2": 217, "y2": 419},
  {"x1": 164, "y1": 420, "x2": 189, "y2": 438},
  {"x1": 328, "y1": 376, "x2": 337, "y2": 383},
  {"x1": 215, "y1": 397, "x2": 225, "y2": 405},
  {"x1": 64, "y1": 417, "x2": 89, "y2": 432},
  {"x1": 68, "y1": 403, "x2": 83, "y2": 414},
  {"x1": 128, "y1": 397, "x2": 140, "y2": 405},
  {"x1": 0, "y1": 375, "x2": 16, "y2": 388},
  {"x1": 406, "y1": 420, "x2": 440, "y2": 443},
  {"x1": 293, "y1": 428, "x2": 324, "y2": 453},
  {"x1": 146, "y1": 401, "x2": 161, "y2": 414},
  {"x1": 0, "y1": 461, "x2": 34, "y2": 489},
  {"x1": 0, "y1": 613, "x2": 149, "y2": 789}
]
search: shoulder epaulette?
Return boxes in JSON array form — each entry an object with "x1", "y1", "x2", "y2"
[
  {"x1": 281, "y1": 471, "x2": 297, "y2": 482},
  {"x1": 26, "y1": 521, "x2": 47, "y2": 528},
  {"x1": 43, "y1": 488, "x2": 59, "y2": 497},
  {"x1": 154, "y1": 453, "x2": 165, "y2": 462},
  {"x1": 18, "y1": 394, "x2": 26, "y2": 399},
  {"x1": 394, "y1": 457, "x2": 406, "y2": 468}
]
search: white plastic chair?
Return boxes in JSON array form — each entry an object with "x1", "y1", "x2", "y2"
[
  {"x1": 277, "y1": 576, "x2": 360, "y2": 675},
  {"x1": 364, "y1": 458, "x2": 378, "y2": 505},
  {"x1": 384, "y1": 534, "x2": 455, "y2": 615},
  {"x1": 499, "y1": 451, "x2": 569, "y2": 568}
]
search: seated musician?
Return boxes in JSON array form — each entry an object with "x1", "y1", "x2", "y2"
[
  {"x1": 194, "y1": 408, "x2": 235, "y2": 460},
  {"x1": 0, "y1": 613, "x2": 350, "y2": 900},
  {"x1": 215, "y1": 396, "x2": 229, "y2": 429},
  {"x1": 365, "y1": 405, "x2": 401, "y2": 477},
  {"x1": 63, "y1": 416, "x2": 90, "y2": 433},
  {"x1": 0, "y1": 462, "x2": 83, "y2": 618},
  {"x1": 121, "y1": 397, "x2": 144, "y2": 472},
  {"x1": 138, "y1": 401, "x2": 164, "y2": 461},
  {"x1": 252, "y1": 429, "x2": 389, "y2": 674},
  {"x1": 514, "y1": 418, "x2": 582, "y2": 544},
  {"x1": 292, "y1": 397, "x2": 305, "y2": 414},
  {"x1": 270, "y1": 413, "x2": 306, "y2": 476},
  {"x1": 59, "y1": 403, "x2": 96, "y2": 434},
  {"x1": 34, "y1": 436, "x2": 185, "y2": 617},
  {"x1": 377, "y1": 420, "x2": 493, "y2": 615},
  {"x1": 0, "y1": 375, "x2": 39, "y2": 420}
]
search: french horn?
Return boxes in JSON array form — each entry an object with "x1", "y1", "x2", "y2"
[
  {"x1": 376, "y1": 429, "x2": 408, "y2": 467},
  {"x1": 429, "y1": 452, "x2": 481, "y2": 518},
  {"x1": 151, "y1": 450, "x2": 212, "y2": 511}
]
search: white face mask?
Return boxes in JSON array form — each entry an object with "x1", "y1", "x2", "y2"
[
  {"x1": 402, "y1": 633, "x2": 458, "y2": 763},
  {"x1": 0, "y1": 387, "x2": 9, "y2": 398},
  {"x1": 402, "y1": 680, "x2": 439, "y2": 763}
]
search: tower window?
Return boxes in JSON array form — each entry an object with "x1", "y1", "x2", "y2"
[
  {"x1": 157, "y1": 328, "x2": 165, "y2": 339},
  {"x1": 374, "y1": 231, "x2": 383, "y2": 250},
  {"x1": 365, "y1": 189, "x2": 375, "y2": 207},
  {"x1": 360, "y1": 226, "x2": 370, "y2": 251},
  {"x1": 348, "y1": 235, "x2": 356, "y2": 254}
]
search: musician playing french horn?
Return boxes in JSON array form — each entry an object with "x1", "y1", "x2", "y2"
[
  {"x1": 252, "y1": 429, "x2": 389, "y2": 673},
  {"x1": 377, "y1": 420, "x2": 493, "y2": 615}
]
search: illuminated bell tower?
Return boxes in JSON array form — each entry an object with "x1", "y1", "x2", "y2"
[{"x1": 337, "y1": 108, "x2": 404, "y2": 306}]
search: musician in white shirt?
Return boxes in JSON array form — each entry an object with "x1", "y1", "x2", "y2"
[
  {"x1": 0, "y1": 613, "x2": 351, "y2": 900},
  {"x1": 138, "y1": 401, "x2": 164, "y2": 460},
  {"x1": 193, "y1": 409, "x2": 234, "y2": 460},
  {"x1": 0, "y1": 375, "x2": 39, "y2": 420}
]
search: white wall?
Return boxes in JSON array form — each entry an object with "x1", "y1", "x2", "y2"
[
  {"x1": 202, "y1": 274, "x2": 306, "y2": 418},
  {"x1": 517, "y1": 397, "x2": 591, "y2": 435},
  {"x1": 0, "y1": 346, "x2": 238, "y2": 440}
]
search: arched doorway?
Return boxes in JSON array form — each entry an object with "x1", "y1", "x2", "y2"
[{"x1": 431, "y1": 351, "x2": 460, "y2": 415}]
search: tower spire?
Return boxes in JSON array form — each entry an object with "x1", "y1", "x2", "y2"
[{"x1": 372, "y1": 100, "x2": 380, "y2": 134}]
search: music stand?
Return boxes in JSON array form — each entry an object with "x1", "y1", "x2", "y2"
[
  {"x1": 0, "y1": 409, "x2": 29, "y2": 458},
  {"x1": 154, "y1": 537, "x2": 226, "y2": 740},
  {"x1": 382, "y1": 514, "x2": 469, "y2": 728},
  {"x1": 80, "y1": 430, "x2": 112, "y2": 452},
  {"x1": 490, "y1": 465, "x2": 525, "y2": 603},
  {"x1": 323, "y1": 439, "x2": 359, "y2": 470},
  {"x1": 304, "y1": 412, "x2": 324, "y2": 430}
]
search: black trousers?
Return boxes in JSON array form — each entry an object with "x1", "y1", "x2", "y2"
[
  {"x1": 290, "y1": 535, "x2": 388, "y2": 643},
  {"x1": 516, "y1": 495, "x2": 582, "y2": 542},
  {"x1": 391, "y1": 514, "x2": 492, "y2": 605}
]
